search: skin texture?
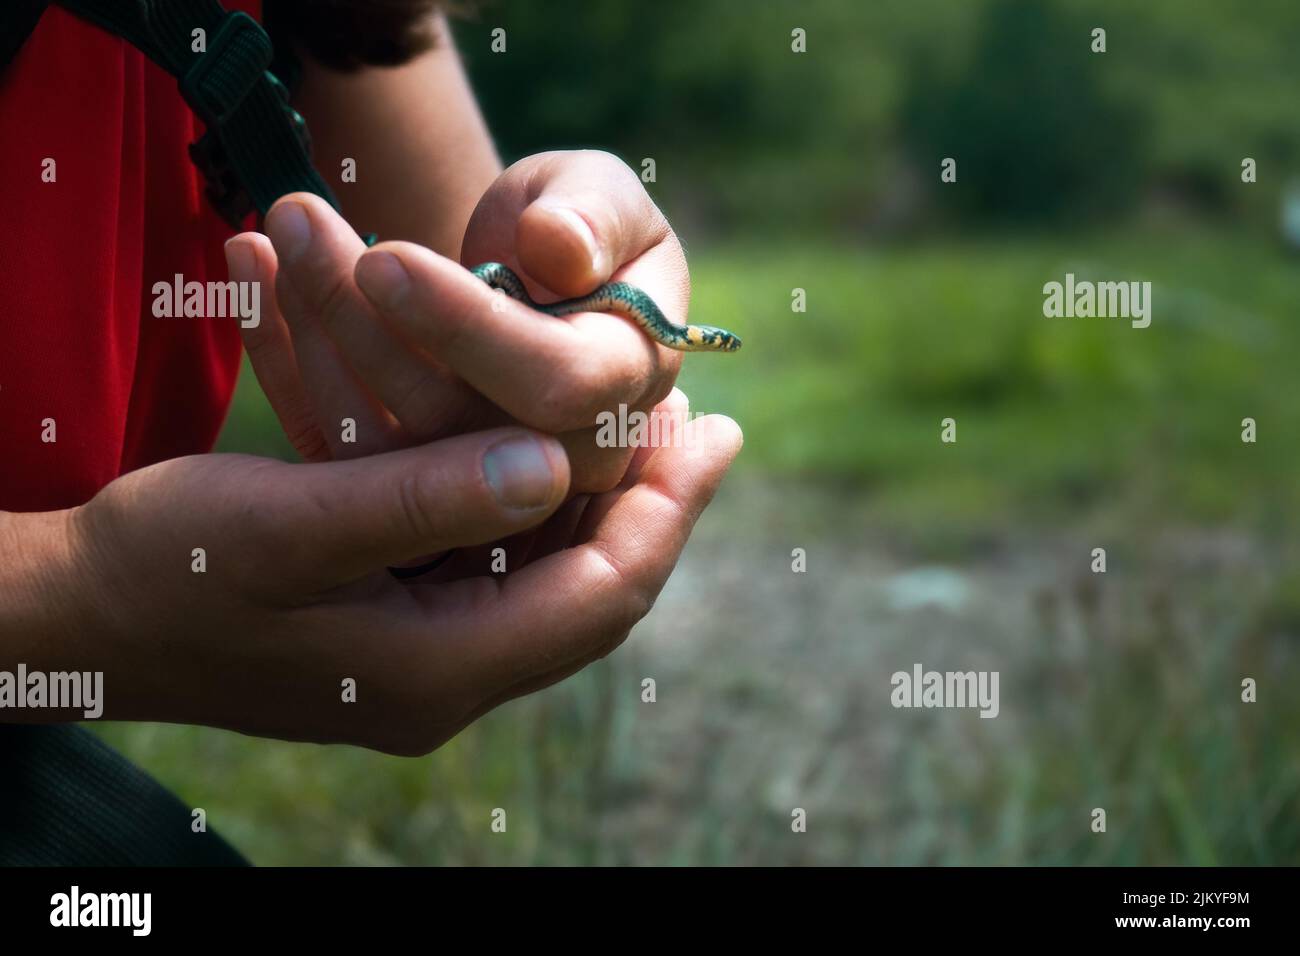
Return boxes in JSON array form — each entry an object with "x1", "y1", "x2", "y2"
[
  {"x1": 289, "y1": 13, "x2": 500, "y2": 258},
  {"x1": 0, "y1": 14, "x2": 742, "y2": 754}
]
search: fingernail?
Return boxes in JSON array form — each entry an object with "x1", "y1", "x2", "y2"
[
  {"x1": 483, "y1": 435, "x2": 557, "y2": 510},
  {"x1": 543, "y1": 204, "x2": 607, "y2": 275},
  {"x1": 224, "y1": 237, "x2": 255, "y2": 278},
  {"x1": 266, "y1": 201, "x2": 312, "y2": 261},
  {"x1": 355, "y1": 251, "x2": 411, "y2": 310}
]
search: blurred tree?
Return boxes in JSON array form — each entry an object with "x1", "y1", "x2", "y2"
[
  {"x1": 452, "y1": 0, "x2": 894, "y2": 236},
  {"x1": 901, "y1": 0, "x2": 1145, "y2": 224},
  {"x1": 451, "y1": 0, "x2": 1300, "y2": 235}
]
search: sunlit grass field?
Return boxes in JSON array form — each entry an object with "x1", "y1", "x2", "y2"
[
  {"x1": 94, "y1": 228, "x2": 1300, "y2": 864},
  {"x1": 680, "y1": 226, "x2": 1300, "y2": 539}
]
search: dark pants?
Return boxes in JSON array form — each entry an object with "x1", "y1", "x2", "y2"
[{"x1": 0, "y1": 724, "x2": 248, "y2": 866}]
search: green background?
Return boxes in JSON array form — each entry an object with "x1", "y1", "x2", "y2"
[{"x1": 97, "y1": 0, "x2": 1300, "y2": 864}]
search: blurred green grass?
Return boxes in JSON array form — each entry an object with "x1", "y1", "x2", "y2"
[
  {"x1": 97, "y1": 227, "x2": 1300, "y2": 864},
  {"x1": 676, "y1": 225, "x2": 1300, "y2": 543}
]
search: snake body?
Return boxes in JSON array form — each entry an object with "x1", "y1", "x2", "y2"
[{"x1": 470, "y1": 262, "x2": 742, "y2": 352}]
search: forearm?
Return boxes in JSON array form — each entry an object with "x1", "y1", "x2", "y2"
[{"x1": 291, "y1": 14, "x2": 502, "y2": 259}]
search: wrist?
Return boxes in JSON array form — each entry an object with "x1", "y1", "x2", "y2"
[
  {"x1": 0, "y1": 507, "x2": 110, "y2": 720},
  {"x1": 0, "y1": 507, "x2": 75, "y2": 647}
]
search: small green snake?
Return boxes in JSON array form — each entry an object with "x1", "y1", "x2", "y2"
[{"x1": 470, "y1": 262, "x2": 742, "y2": 352}]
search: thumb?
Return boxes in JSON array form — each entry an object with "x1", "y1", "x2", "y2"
[
  {"x1": 515, "y1": 196, "x2": 615, "y2": 297},
  {"x1": 468, "y1": 151, "x2": 666, "y2": 299},
  {"x1": 271, "y1": 428, "x2": 570, "y2": 586}
]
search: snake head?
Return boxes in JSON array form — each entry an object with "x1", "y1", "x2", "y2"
[{"x1": 685, "y1": 325, "x2": 743, "y2": 352}]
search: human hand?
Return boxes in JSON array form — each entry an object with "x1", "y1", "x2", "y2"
[
  {"x1": 25, "y1": 413, "x2": 740, "y2": 754},
  {"x1": 226, "y1": 149, "x2": 692, "y2": 496}
]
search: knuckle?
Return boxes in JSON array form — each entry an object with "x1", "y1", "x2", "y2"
[
  {"x1": 314, "y1": 270, "x2": 357, "y2": 329},
  {"x1": 586, "y1": 148, "x2": 633, "y2": 178},
  {"x1": 424, "y1": 299, "x2": 468, "y2": 357},
  {"x1": 567, "y1": 355, "x2": 608, "y2": 403},
  {"x1": 533, "y1": 371, "x2": 574, "y2": 422},
  {"x1": 224, "y1": 497, "x2": 309, "y2": 589},
  {"x1": 588, "y1": 541, "x2": 654, "y2": 629},
  {"x1": 284, "y1": 421, "x2": 331, "y2": 462},
  {"x1": 535, "y1": 368, "x2": 602, "y2": 432},
  {"x1": 388, "y1": 374, "x2": 443, "y2": 439},
  {"x1": 394, "y1": 471, "x2": 448, "y2": 543}
]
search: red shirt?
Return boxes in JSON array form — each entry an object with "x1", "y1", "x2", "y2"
[{"x1": 0, "y1": 2, "x2": 261, "y2": 512}]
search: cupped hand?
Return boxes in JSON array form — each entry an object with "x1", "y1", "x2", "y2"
[{"x1": 65, "y1": 414, "x2": 741, "y2": 755}]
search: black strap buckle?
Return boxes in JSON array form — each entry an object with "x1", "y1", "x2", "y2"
[
  {"x1": 188, "y1": 130, "x2": 255, "y2": 229},
  {"x1": 179, "y1": 14, "x2": 310, "y2": 229},
  {"x1": 178, "y1": 11, "x2": 272, "y2": 125}
]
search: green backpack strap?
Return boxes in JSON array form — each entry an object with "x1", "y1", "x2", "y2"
[
  {"x1": 51, "y1": 0, "x2": 373, "y2": 240},
  {"x1": 59, "y1": 0, "x2": 343, "y2": 229}
]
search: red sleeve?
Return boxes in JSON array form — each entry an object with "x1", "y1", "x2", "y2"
[{"x1": 0, "y1": 2, "x2": 262, "y2": 512}]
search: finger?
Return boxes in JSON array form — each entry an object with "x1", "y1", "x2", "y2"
[
  {"x1": 457, "y1": 150, "x2": 690, "y2": 405},
  {"x1": 564, "y1": 387, "x2": 692, "y2": 529},
  {"x1": 554, "y1": 385, "x2": 689, "y2": 495},
  {"x1": 623, "y1": 385, "x2": 690, "y2": 487},
  {"x1": 461, "y1": 638, "x2": 615, "y2": 731},
  {"x1": 519, "y1": 178, "x2": 694, "y2": 363},
  {"x1": 420, "y1": 489, "x2": 591, "y2": 582},
  {"x1": 224, "y1": 233, "x2": 332, "y2": 462},
  {"x1": 354, "y1": 242, "x2": 679, "y2": 433},
  {"x1": 263, "y1": 197, "x2": 399, "y2": 456},
  {"x1": 428, "y1": 398, "x2": 638, "y2": 496},
  {"x1": 428, "y1": 388, "x2": 693, "y2": 581},
  {"x1": 265, "y1": 427, "x2": 571, "y2": 587},
  {"x1": 461, "y1": 150, "x2": 669, "y2": 299},
  {"x1": 400, "y1": 400, "x2": 716, "y2": 598},
  {"x1": 431, "y1": 526, "x2": 538, "y2": 582},
  {"x1": 265, "y1": 194, "x2": 474, "y2": 447},
  {"x1": 522, "y1": 493, "x2": 591, "y2": 564},
  {"x1": 439, "y1": 414, "x2": 742, "y2": 688},
  {"x1": 558, "y1": 427, "x2": 636, "y2": 495}
]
